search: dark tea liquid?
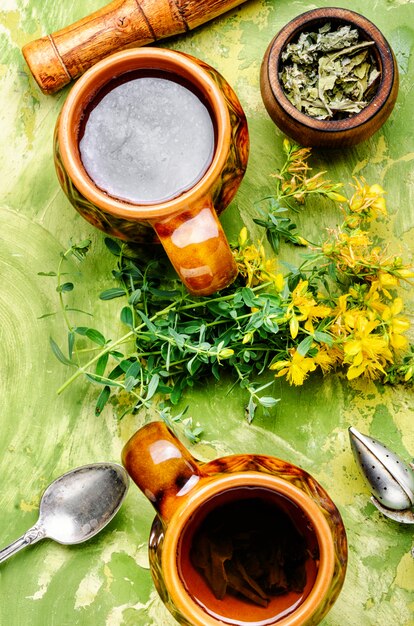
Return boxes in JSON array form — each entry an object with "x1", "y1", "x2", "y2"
[
  {"x1": 178, "y1": 487, "x2": 319, "y2": 625},
  {"x1": 79, "y1": 70, "x2": 215, "y2": 204}
]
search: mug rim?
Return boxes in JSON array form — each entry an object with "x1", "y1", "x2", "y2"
[
  {"x1": 57, "y1": 48, "x2": 232, "y2": 220},
  {"x1": 161, "y1": 472, "x2": 336, "y2": 626}
]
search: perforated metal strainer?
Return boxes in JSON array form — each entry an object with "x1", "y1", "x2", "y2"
[{"x1": 349, "y1": 426, "x2": 414, "y2": 524}]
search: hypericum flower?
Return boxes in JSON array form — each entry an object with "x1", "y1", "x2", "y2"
[
  {"x1": 348, "y1": 178, "x2": 387, "y2": 223},
  {"x1": 378, "y1": 271, "x2": 399, "y2": 288},
  {"x1": 270, "y1": 348, "x2": 317, "y2": 385},
  {"x1": 343, "y1": 307, "x2": 376, "y2": 332},
  {"x1": 313, "y1": 345, "x2": 338, "y2": 373},
  {"x1": 234, "y1": 233, "x2": 284, "y2": 290},
  {"x1": 322, "y1": 230, "x2": 373, "y2": 273},
  {"x1": 286, "y1": 280, "x2": 332, "y2": 336},
  {"x1": 361, "y1": 283, "x2": 387, "y2": 314},
  {"x1": 381, "y1": 298, "x2": 410, "y2": 351},
  {"x1": 342, "y1": 316, "x2": 393, "y2": 380},
  {"x1": 393, "y1": 267, "x2": 414, "y2": 280}
]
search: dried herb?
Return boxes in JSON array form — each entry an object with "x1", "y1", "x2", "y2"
[
  {"x1": 280, "y1": 23, "x2": 380, "y2": 119},
  {"x1": 190, "y1": 498, "x2": 309, "y2": 607}
]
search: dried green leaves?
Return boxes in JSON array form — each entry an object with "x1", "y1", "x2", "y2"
[
  {"x1": 190, "y1": 498, "x2": 309, "y2": 607},
  {"x1": 280, "y1": 23, "x2": 380, "y2": 119}
]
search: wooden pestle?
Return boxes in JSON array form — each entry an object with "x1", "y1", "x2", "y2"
[{"x1": 22, "y1": 0, "x2": 249, "y2": 95}]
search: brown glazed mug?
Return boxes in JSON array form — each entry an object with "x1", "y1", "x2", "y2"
[
  {"x1": 122, "y1": 422, "x2": 348, "y2": 626},
  {"x1": 54, "y1": 48, "x2": 249, "y2": 296}
]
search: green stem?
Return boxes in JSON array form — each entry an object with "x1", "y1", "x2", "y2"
[
  {"x1": 57, "y1": 300, "x2": 177, "y2": 394},
  {"x1": 57, "y1": 251, "x2": 75, "y2": 332}
]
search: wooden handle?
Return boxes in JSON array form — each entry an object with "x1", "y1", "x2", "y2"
[{"x1": 22, "y1": 0, "x2": 248, "y2": 95}]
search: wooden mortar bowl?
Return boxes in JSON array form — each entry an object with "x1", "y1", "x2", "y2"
[{"x1": 260, "y1": 8, "x2": 399, "y2": 148}]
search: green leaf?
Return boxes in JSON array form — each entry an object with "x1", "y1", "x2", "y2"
[
  {"x1": 125, "y1": 361, "x2": 141, "y2": 379},
  {"x1": 263, "y1": 317, "x2": 279, "y2": 334},
  {"x1": 137, "y1": 310, "x2": 156, "y2": 332},
  {"x1": 267, "y1": 230, "x2": 281, "y2": 254},
  {"x1": 187, "y1": 355, "x2": 202, "y2": 376},
  {"x1": 241, "y1": 288, "x2": 257, "y2": 308},
  {"x1": 56, "y1": 282, "x2": 74, "y2": 293},
  {"x1": 170, "y1": 384, "x2": 183, "y2": 405},
  {"x1": 96, "y1": 352, "x2": 109, "y2": 377},
  {"x1": 68, "y1": 331, "x2": 75, "y2": 360},
  {"x1": 38, "y1": 271, "x2": 57, "y2": 277},
  {"x1": 86, "y1": 373, "x2": 123, "y2": 387},
  {"x1": 183, "y1": 423, "x2": 203, "y2": 443},
  {"x1": 149, "y1": 287, "x2": 180, "y2": 298},
  {"x1": 297, "y1": 335, "x2": 314, "y2": 356},
  {"x1": 124, "y1": 376, "x2": 138, "y2": 392},
  {"x1": 75, "y1": 239, "x2": 92, "y2": 249},
  {"x1": 245, "y1": 396, "x2": 257, "y2": 423},
  {"x1": 181, "y1": 322, "x2": 202, "y2": 334},
  {"x1": 49, "y1": 337, "x2": 74, "y2": 366},
  {"x1": 168, "y1": 327, "x2": 186, "y2": 349},
  {"x1": 108, "y1": 364, "x2": 125, "y2": 380},
  {"x1": 145, "y1": 374, "x2": 160, "y2": 400},
  {"x1": 38, "y1": 311, "x2": 57, "y2": 319},
  {"x1": 128, "y1": 289, "x2": 142, "y2": 305},
  {"x1": 109, "y1": 351, "x2": 124, "y2": 360},
  {"x1": 314, "y1": 331, "x2": 333, "y2": 346},
  {"x1": 104, "y1": 238, "x2": 121, "y2": 256},
  {"x1": 258, "y1": 396, "x2": 280, "y2": 408},
  {"x1": 95, "y1": 386, "x2": 111, "y2": 416},
  {"x1": 70, "y1": 240, "x2": 91, "y2": 261},
  {"x1": 75, "y1": 327, "x2": 106, "y2": 346},
  {"x1": 64, "y1": 307, "x2": 93, "y2": 316},
  {"x1": 99, "y1": 288, "x2": 126, "y2": 300},
  {"x1": 121, "y1": 306, "x2": 134, "y2": 328}
]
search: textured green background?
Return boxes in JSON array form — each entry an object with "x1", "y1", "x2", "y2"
[{"x1": 1, "y1": 0, "x2": 414, "y2": 624}]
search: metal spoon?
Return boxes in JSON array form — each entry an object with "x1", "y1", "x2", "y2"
[{"x1": 0, "y1": 462, "x2": 129, "y2": 564}]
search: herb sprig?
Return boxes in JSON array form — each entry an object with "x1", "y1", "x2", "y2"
[{"x1": 42, "y1": 141, "x2": 414, "y2": 423}]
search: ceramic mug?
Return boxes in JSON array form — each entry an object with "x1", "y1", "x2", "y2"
[
  {"x1": 122, "y1": 422, "x2": 348, "y2": 626},
  {"x1": 54, "y1": 48, "x2": 249, "y2": 296}
]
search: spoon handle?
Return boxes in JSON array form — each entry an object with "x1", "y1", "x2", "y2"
[{"x1": 0, "y1": 523, "x2": 46, "y2": 564}]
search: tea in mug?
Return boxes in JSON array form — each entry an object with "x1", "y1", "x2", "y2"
[
  {"x1": 79, "y1": 70, "x2": 215, "y2": 204},
  {"x1": 178, "y1": 487, "x2": 319, "y2": 625}
]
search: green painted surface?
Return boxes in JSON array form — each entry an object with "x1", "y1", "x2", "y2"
[{"x1": 1, "y1": 0, "x2": 414, "y2": 624}]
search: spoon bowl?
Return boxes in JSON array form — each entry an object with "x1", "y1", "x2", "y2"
[{"x1": 0, "y1": 463, "x2": 129, "y2": 563}]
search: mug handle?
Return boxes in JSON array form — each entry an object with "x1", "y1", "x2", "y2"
[
  {"x1": 122, "y1": 421, "x2": 207, "y2": 522},
  {"x1": 151, "y1": 198, "x2": 238, "y2": 296}
]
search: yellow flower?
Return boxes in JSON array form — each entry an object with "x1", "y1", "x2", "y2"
[
  {"x1": 287, "y1": 280, "x2": 332, "y2": 336},
  {"x1": 218, "y1": 348, "x2": 234, "y2": 359},
  {"x1": 324, "y1": 230, "x2": 372, "y2": 272},
  {"x1": 404, "y1": 366, "x2": 414, "y2": 382},
  {"x1": 238, "y1": 226, "x2": 248, "y2": 247},
  {"x1": 234, "y1": 233, "x2": 284, "y2": 290},
  {"x1": 242, "y1": 331, "x2": 254, "y2": 344},
  {"x1": 363, "y1": 283, "x2": 387, "y2": 314},
  {"x1": 338, "y1": 231, "x2": 371, "y2": 248},
  {"x1": 348, "y1": 178, "x2": 387, "y2": 221},
  {"x1": 270, "y1": 348, "x2": 317, "y2": 385},
  {"x1": 378, "y1": 271, "x2": 398, "y2": 288},
  {"x1": 289, "y1": 315, "x2": 300, "y2": 339},
  {"x1": 327, "y1": 191, "x2": 348, "y2": 203},
  {"x1": 381, "y1": 297, "x2": 410, "y2": 350},
  {"x1": 394, "y1": 268, "x2": 414, "y2": 280},
  {"x1": 343, "y1": 316, "x2": 393, "y2": 380},
  {"x1": 313, "y1": 345, "x2": 337, "y2": 373}
]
